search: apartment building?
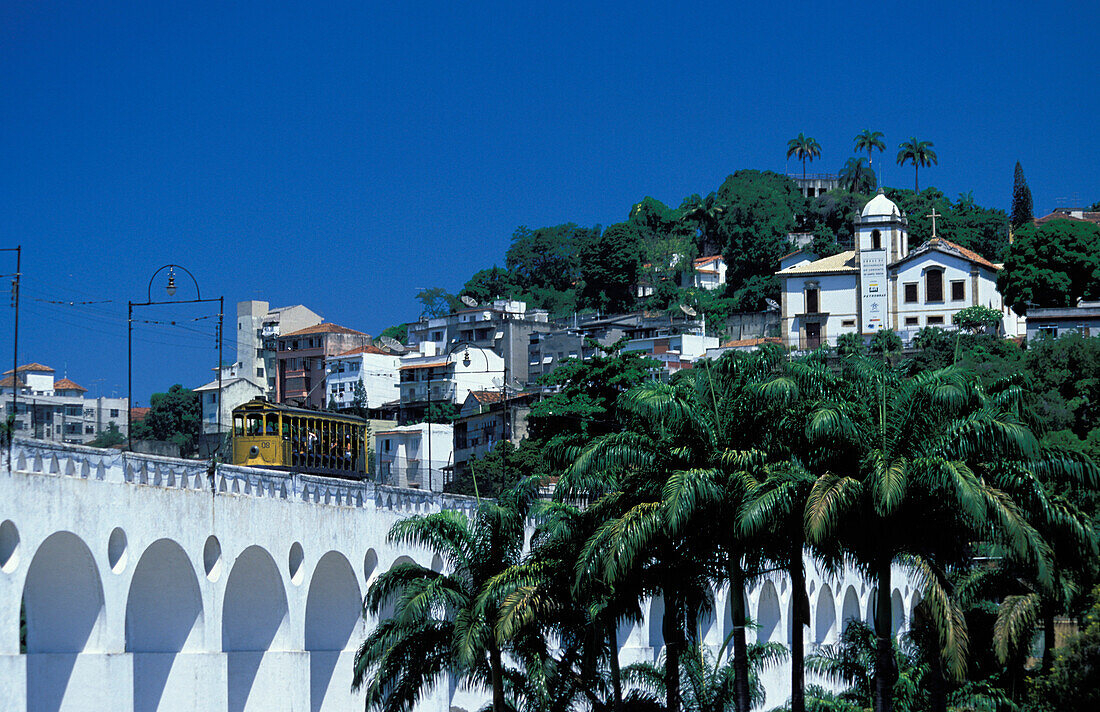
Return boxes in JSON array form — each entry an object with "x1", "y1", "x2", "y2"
[
  {"x1": 325, "y1": 345, "x2": 402, "y2": 414},
  {"x1": 397, "y1": 343, "x2": 503, "y2": 424},
  {"x1": 275, "y1": 323, "x2": 373, "y2": 408},
  {"x1": 1, "y1": 364, "x2": 129, "y2": 444},
  {"x1": 451, "y1": 390, "x2": 535, "y2": 483},
  {"x1": 236, "y1": 300, "x2": 323, "y2": 399}
]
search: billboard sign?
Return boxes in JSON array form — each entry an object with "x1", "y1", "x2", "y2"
[{"x1": 860, "y1": 250, "x2": 888, "y2": 333}]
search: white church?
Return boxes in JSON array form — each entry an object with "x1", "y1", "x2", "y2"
[{"x1": 777, "y1": 191, "x2": 1022, "y2": 350}]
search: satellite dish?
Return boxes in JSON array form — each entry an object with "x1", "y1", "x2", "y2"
[
  {"x1": 460, "y1": 295, "x2": 478, "y2": 308},
  {"x1": 679, "y1": 304, "x2": 697, "y2": 317},
  {"x1": 765, "y1": 298, "x2": 780, "y2": 311},
  {"x1": 491, "y1": 377, "x2": 503, "y2": 388},
  {"x1": 380, "y1": 336, "x2": 408, "y2": 354}
]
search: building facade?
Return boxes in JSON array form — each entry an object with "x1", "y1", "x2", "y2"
[
  {"x1": 325, "y1": 345, "x2": 402, "y2": 413},
  {"x1": 236, "y1": 301, "x2": 323, "y2": 399},
  {"x1": 1, "y1": 364, "x2": 129, "y2": 444},
  {"x1": 194, "y1": 362, "x2": 265, "y2": 435},
  {"x1": 1025, "y1": 301, "x2": 1100, "y2": 341},
  {"x1": 397, "y1": 344, "x2": 503, "y2": 424},
  {"x1": 374, "y1": 422, "x2": 453, "y2": 491},
  {"x1": 778, "y1": 192, "x2": 1021, "y2": 350},
  {"x1": 451, "y1": 390, "x2": 535, "y2": 482},
  {"x1": 275, "y1": 324, "x2": 373, "y2": 408}
]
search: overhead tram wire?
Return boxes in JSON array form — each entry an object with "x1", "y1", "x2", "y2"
[{"x1": 21, "y1": 303, "x2": 227, "y2": 353}]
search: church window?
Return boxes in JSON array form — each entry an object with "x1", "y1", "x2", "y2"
[
  {"x1": 871, "y1": 229, "x2": 882, "y2": 250},
  {"x1": 926, "y1": 270, "x2": 944, "y2": 302},
  {"x1": 805, "y1": 287, "x2": 820, "y2": 313},
  {"x1": 905, "y1": 317, "x2": 919, "y2": 326},
  {"x1": 951, "y1": 281, "x2": 965, "y2": 301},
  {"x1": 903, "y1": 283, "x2": 918, "y2": 303},
  {"x1": 927, "y1": 315, "x2": 944, "y2": 325}
]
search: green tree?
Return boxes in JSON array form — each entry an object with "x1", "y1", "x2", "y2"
[
  {"x1": 896, "y1": 138, "x2": 938, "y2": 192},
  {"x1": 129, "y1": 384, "x2": 202, "y2": 456},
  {"x1": 577, "y1": 223, "x2": 644, "y2": 314},
  {"x1": 505, "y1": 224, "x2": 587, "y2": 301},
  {"x1": 461, "y1": 266, "x2": 521, "y2": 304},
  {"x1": 714, "y1": 170, "x2": 806, "y2": 290},
  {"x1": 1027, "y1": 585, "x2": 1100, "y2": 711},
  {"x1": 87, "y1": 421, "x2": 124, "y2": 448},
  {"x1": 787, "y1": 133, "x2": 822, "y2": 182},
  {"x1": 1011, "y1": 162, "x2": 1034, "y2": 231},
  {"x1": 415, "y1": 287, "x2": 459, "y2": 318},
  {"x1": 680, "y1": 193, "x2": 728, "y2": 255},
  {"x1": 854, "y1": 130, "x2": 887, "y2": 183},
  {"x1": 353, "y1": 480, "x2": 539, "y2": 712},
  {"x1": 952, "y1": 305, "x2": 1003, "y2": 334},
  {"x1": 838, "y1": 157, "x2": 876, "y2": 195},
  {"x1": 380, "y1": 323, "x2": 408, "y2": 344},
  {"x1": 837, "y1": 332, "x2": 867, "y2": 356},
  {"x1": 997, "y1": 219, "x2": 1100, "y2": 313},
  {"x1": 869, "y1": 329, "x2": 902, "y2": 355}
]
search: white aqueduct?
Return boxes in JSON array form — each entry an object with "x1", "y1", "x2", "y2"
[{"x1": 0, "y1": 438, "x2": 920, "y2": 712}]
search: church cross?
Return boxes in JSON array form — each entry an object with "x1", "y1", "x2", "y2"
[{"x1": 926, "y1": 208, "x2": 941, "y2": 238}]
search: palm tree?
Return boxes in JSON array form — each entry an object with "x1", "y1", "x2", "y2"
[
  {"x1": 838, "y1": 157, "x2": 875, "y2": 194},
  {"x1": 896, "y1": 138, "x2": 937, "y2": 192},
  {"x1": 854, "y1": 130, "x2": 886, "y2": 182},
  {"x1": 804, "y1": 362, "x2": 1055, "y2": 712},
  {"x1": 623, "y1": 641, "x2": 788, "y2": 712},
  {"x1": 680, "y1": 193, "x2": 727, "y2": 255},
  {"x1": 787, "y1": 133, "x2": 822, "y2": 183},
  {"x1": 353, "y1": 480, "x2": 538, "y2": 712}
]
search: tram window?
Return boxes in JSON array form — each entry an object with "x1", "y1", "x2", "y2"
[
  {"x1": 246, "y1": 414, "x2": 263, "y2": 435},
  {"x1": 233, "y1": 416, "x2": 244, "y2": 436},
  {"x1": 265, "y1": 414, "x2": 278, "y2": 435},
  {"x1": 282, "y1": 417, "x2": 291, "y2": 438}
]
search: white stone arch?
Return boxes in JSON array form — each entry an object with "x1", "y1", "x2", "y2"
[
  {"x1": 126, "y1": 538, "x2": 205, "y2": 712},
  {"x1": 814, "y1": 584, "x2": 836, "y2": 645},
  {"x1": 890, "y1": 589, "x2": 905, "y2": 637},
  {"x1": 756, "y1": 581, "x2": 781, "y2": 644},
  {"x1": 223, "y1": 545, "x2": 290, "y2": 712},
  {"x1": 23, "y1": 530, "x2": 106, "y2": 712},
  {"x1": 698, "y1": 592, "x2": 721, "y2": 648},
  {"x1": 306, "y1": 550, "x2": 362, "y2": 712},
  {"x1": 909, "y1": 590, "x2": 923, "y2": 625},
  {"x1": 378, "y1": 555, "x2": 417, "y2": 620},
  {"x1": 840, "y1": 585, "x2": 860, "y2": 634},
  {"x1": 647, "y1": 596, "x2": 665, "y2": 654}
]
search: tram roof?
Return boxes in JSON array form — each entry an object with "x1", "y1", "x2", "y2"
[{"x1": 232, "y1": 398, "x2": 368, "y2": 424}]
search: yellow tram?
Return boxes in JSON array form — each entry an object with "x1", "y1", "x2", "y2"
[{"x1": 230, "y1": 398, "x2": 369, "y2": 479}]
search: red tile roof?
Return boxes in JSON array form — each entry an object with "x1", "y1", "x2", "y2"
[
  {"x1": 130, "y1": 407, "x2": 151, "y2": 422},
  {"x1": 1034, "y1": 211, "x2": 1100, "y2": 226},
  {"x1": 693, "y1": 254, "x2": 723, "y2": 265},
  {"x1": 281, "y1": 323, "x2": 367, "y2": 337},
  {"x1": 0, "y1": 375, "x2": 26, "y2": 388},
  {"x1": 720, "y1": 337, "x2": 782, "y2": 348},
  {"x1": 3, "y1": 363, "x2": 54, "y2": 375},
  {"x1": 53, "y1": 378, "x2": 87, "y2": 392},
  {"x1": 337, "y1": 344, "x2": 390, "y2": 356},
  {"x1": 468, "y1": 390, "x2": 533, "y2": 404},
  {"x1": 923, "y1": 237, "x2": 997, "y2": 270}
]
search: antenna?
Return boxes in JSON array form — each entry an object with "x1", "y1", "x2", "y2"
[
  {"x1": 679, "y1": 304, "x2": 697, "y2": 317},
  {"x1": 460, "y1": 295, "x2": 478, "y2": 308},
  {"x1": 765, "y1": 298, "x2": 780, "y2": 311},
  {"x1": 380, "y1": 336, "x2": 408, "y2": 354}
]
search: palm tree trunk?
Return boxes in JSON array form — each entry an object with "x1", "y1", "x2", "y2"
[
  {"x1": 607, "y1": 618, "x2": 624, "y2": 712},
  {"x1": 928, "y1": 646, "x2": 947, "y2": 712},
  {"x1": 873, "y1": 560, "x2": 896, "y2": 712},
  {"x1": 790, "y1": 542, "x2": 807, "y2": 712},
  {"x1": 490, "y1": 643, "x2": 507, "y2": 712},
  {"x1": 729, "y1": 561, "x2": 751, "y2": 712},
  {"x1": 1041, "y1": 607, "x2": 1056, "y2": 674},
  {"x1": 914, "y1": 165, "x2": 919, "y2": 193},
  {"x1": 663, "y1": 590, "x2": 682, "y2": 712}
]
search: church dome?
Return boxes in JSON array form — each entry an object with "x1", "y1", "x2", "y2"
[{"x1": 861, "y1": 191, "x2": 900, "y2": 218}]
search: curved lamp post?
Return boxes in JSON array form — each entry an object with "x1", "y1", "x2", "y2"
[{"x1": 128, "y1": 265, "x2": 224, "y2": 455}]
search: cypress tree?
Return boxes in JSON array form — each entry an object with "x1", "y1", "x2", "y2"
[{"x1": 1011, "y1": 161, "x2": 1034, "y2": 229}]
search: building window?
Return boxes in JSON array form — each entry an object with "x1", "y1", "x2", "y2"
[
  {"x1": 85, "y1": 425, "x2": 95, "y2": 434},
  {"x1": 110, "y1": 409, "x2": 119, "y2": 418},
  {"x1": 383, "y1": 439, "x2": 391, "y2": 452},
  {"x1": 927, "y1": 315, "x2": 944, "y2": 325},
  {"x1": 951, "y1": 281, "x2": 965, "y2": 301},
  {"x1": 805, "y1": 287, "x2": 820, "y2": 314},
  {"x1": 1038, "y1": 325, "x2": 1057, "y2": 337},
  {"x1": 256, "y1": 368, "x2": 264, "y2": 377},
  {"x1": 871, "y1": 229, "x2": 882, "y2": 250},
  {"x1": 903, "y1": 283, "x2": 918, "y2": 303},
  {"x1": 926, "y1": 270, "x2": 944, "y2": 302},
  {"x1": 905, "y1": 317, "x2": 919, "y2": 326},
  {"x1": 842, "y1": 319, "x2": 855, "y2": 327}
]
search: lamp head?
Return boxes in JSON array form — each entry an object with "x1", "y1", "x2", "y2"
[
  {"x1": 462, "y1": 348, "x2": 471, "y2": 368},
  {"x1": 166, "y1": 268, "x2": 177, "y2": 297}
]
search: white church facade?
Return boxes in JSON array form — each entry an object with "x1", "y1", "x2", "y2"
[{"x1": 778, "y1": 192, "x2": 1022, "y2": 350}]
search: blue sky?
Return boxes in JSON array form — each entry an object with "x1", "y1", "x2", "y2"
[{"x1": 1, "y1": 1, "x2": 1098, "y2": 403}]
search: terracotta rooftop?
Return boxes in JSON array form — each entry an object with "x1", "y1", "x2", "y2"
[
  {"x1": 468, "y1": 390, "x2": 533, "y2": 404},
  {"x1": 3, "y1": 363, "x2": 55, "y2": 375},
  {"x1": 53, "y1": 378, "x2": 87, "y2": 392},
  {"x1": 693, "y1": 254, "x2": 723, "y2": 265},
  {"x1": 337, "y1": 344, "x2": 390, "y2": 357},
  {"x1": 0, "y1": 375, "x2": 26, "y2": 388},
  {"x1": 131, "y1": 407, "x2": 151, "y2": 422},
  {"x1": 720, "y1": 337, "x2": 782, "y2": 348},
  {"x1": 912, "y1": 237, "x2": 997, "y2": 270},
  {"x1": 281, "y1": 323, "x2": 367, "y2": 338},
  {"x1": 1034, "y1": 211, "x2": 1100, "y2": 226}
]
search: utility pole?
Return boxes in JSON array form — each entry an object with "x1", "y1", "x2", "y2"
[{"x1": 2, "y1": 246, "x2": 20, "y2": 469}]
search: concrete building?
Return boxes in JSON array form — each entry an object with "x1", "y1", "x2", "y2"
[
  {"x1": 0, "y1": 437, "x2": 922, "y2": 712},
  {"x1": 194, "y1": 363, "x2": 265, "y2": 436},
  {"x1": 451, "y1": 390, "x2": 536, "y2": 483},
  {"x1": 1, "y1": 364, "x2": 129, "y2": 444},
  {"x1": 1025, "y1": 301, "x2": 1100, "y2": 341},
  {"x1": 405, "y1": 300, "x2": 551, "y2": 386},
  {"x1": 680, "y1": 254, "x2": 727, "y2": 290},
  {"x1": 790, "y1": 173, "x2": 839, "y2": 198},
  {"x1": 324, "y1": 345, "x2": 402, "y2": 414},
  {"x1": 777, "y1": 192, "x2": 1021, "y2": 350},
  {"x1": 236, "y1": 301, "x2": 323, "y2": 399},
  {"x1": 397, "y1": 343, "x2": 503, "y2": 424},
  {"x1": 276, "y1": 323, "x2": 373, "y2": 408},
  {"x1": 374, "y1": 422, "x2": 453, "y2": 492},
  {"x1": 621, "y1": 333, "x2": 719, "y2": 378}
]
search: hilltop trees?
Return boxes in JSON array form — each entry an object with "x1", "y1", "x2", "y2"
[
  {"x1": 997, "y1": 218, "x2": 1100, "y2": 312},
  {"x1": 786, "y1": 133, "x2": 822, "y2": 182},
  {"x1": 1011, "y1": 162, "x2": 1034, "y2": 230},
  {"x1": 129, "y1": 384, "x2": 202, "y2": 455},
  {"x1": 896, "y1": 138, "x2": 938, "y2": 192},
  {"x1": 854, "y1": 130, "x2": 886, "y2": 179}
]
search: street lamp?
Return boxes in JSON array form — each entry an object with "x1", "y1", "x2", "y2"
[{"x1": 128, "y1": 264, "x2": 224, "y2": 455}]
